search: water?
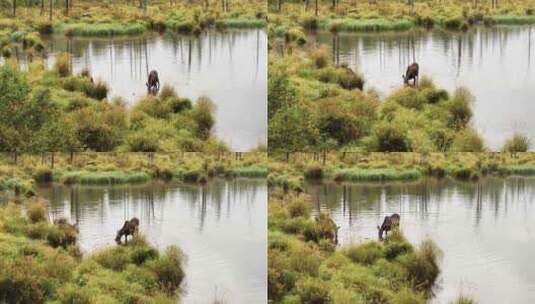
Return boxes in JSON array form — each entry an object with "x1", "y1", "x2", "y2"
[
  {"x1": 306, "y1": 177, "x2": 535, "y2": 303},
  {"x1": 37, "y1": 178, "x2": 267, "y2": 304},
  {"x1": 312, "y1": 26, "x2": 535, "y2": 151},
  {"x1": 24, "y1": 30, "x2": 267, "y2": 151}
]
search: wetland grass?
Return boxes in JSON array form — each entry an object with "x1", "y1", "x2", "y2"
[
  {"x1": 268, "y1": 192, "x2": 441, "y2": 303},
  {"x1": 56, "y1": 23, "x2": 148, "y2": 36},
  {"x1": 0, "y1": 201, "x2": 184, "y2": 303},
  {"x1": 58, "y1": 170, "x2": 151, "y2": 185}
]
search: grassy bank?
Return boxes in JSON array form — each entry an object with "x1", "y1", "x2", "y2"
[
  {"x1": 55, "y1": 22, "x2": 148, "y2": 36},
  {"x1": 267, "y1": 152, "x2": 535, "y2": 191},
  {"x1": 0, "y1": 200, "x2": 184, "y2": 303},
  {"x1": 0, "y1": 0, "x2": 266, "y2": 38},
  {"x1": 0, "y1": 61, "x2": 229, "y2": 152},
  {"x1": 268, "y1": 191, "x2": 442, "y2": 303},
  {"x1": 268, "y1": 44, "x2": 495, "y2": 152},
  {"x1": 0, "y1": 152, "x2": 267, "y2": 189},
  {"x1": 269, "y1": 0, "x2": 535, "y2": 33}
]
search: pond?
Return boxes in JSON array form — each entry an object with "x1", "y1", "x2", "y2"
[
  {"x1": 311, "y1": 26, "x2": 535, "y2": 151},
  {"x1": 18, "y1": 29, "x2": 267, "y2": 151},
  {"x1": 306, "y1": 176, "x2": 535, "y2": 303},
  {"x1": 37, "y1": 178, "x2": 267, "y2": 303}
]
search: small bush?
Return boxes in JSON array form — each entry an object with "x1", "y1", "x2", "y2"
[
  {"x1": 192, "y1": 97, "x2": 215, "y2": 140},
  {"x1": 84, "y1": 80, "x2": 108, "y2": 100},
  {"x1": 451, "y1": 128, "x2": 484, "y2": 152},
  {"x1": 149, "y1": 246, "x2": 185, "y2": 294},
  {"x1": 502, "y1": 133, "x2": 530, "y2": 152}
]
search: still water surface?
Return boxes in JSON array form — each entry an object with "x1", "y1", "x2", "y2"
[
  {"x1": 312, "y1": 26, "x2": 535, "y2": 150},
  {"x1": 28, "y1": 30, "x2": 266, "y2": 151},
  {"x1": 306, "y1": 177, "x2": 535, "y2": 303},
  {"x1": 38, "y1": 178, "x2": 267, "y2": 303}
]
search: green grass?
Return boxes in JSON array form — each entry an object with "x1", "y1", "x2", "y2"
[
  {"x1": 218, "y1": 18, "x2": 267, "y2": 28},
  {"x1": 55, "y1": 22, "x2": 148, "y2": 36},
  {"x1": 320, "y1": 18, "x2": 415, "y2": 32},
  {"x1": 233, "y1": 165, "x2": 268, "y2": 177},
  {"x1": 59, "y1": 170, "x2": 151, "y2": 185},
  {"x1": 333, "y1": 168, "x2": 423, "y2": 182},
  {"x1": 487, "y1": 15, "x2": 535, "y2": 25},
  {"x1": 500, "y1": 165, "x2": 535, "y2": 176}
]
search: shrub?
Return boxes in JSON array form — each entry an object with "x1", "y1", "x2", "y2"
[
  {"x1": 447, "y1": 87, "x2": 474, "y2": 129},
  {"x1": 125, "y1": 130, "x2": 160, "y2": 152},
  {"x1": 399, "y1": 239, "x2": 441, "y2": 292},
  {"x1": 166, "y1": 96, "x2": 192, "y2": 113},
  {"x1": 372, "y1": 121, "x2": 410, "y2": 152},
  {"x1": 149, "y1": 246, "x2": 185, "y2": 294},
  {"x1": 84, "y1": 80, "x2": 109, "y2": 100},
  {"x1": 192, "y1": 97, "x2": 215, "y2": 140},
  {"x1": 131, "y1": 246, "x2": 159, "y2": 265},
  {"x1": 502, "y1": 133, "x2": 530, "y2": 152},
  {"x1": 47, "y1": 221, "x2": 78, "y2": 248},
  {"x1": 159, "y1": 84, "x2": 177, "y2": 100},
  {"x1": 451, "y1": 128, "x2": 484, "y2": 152}
]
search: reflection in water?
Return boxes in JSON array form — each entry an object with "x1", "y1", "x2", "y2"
[
  {"x1": 14, "y1": 30, "x2": 267, "y2": 151},
  {"x1": 306, "y1": 177, "x2": 535, "y2": 303},
  {"x1": 38, "y1": 178, "x2": 267, "y2": 303},
  {"x1": 312, "y1": 26, "x2": 535, "y2": 150}
]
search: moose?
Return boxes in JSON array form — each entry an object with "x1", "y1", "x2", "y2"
[
  {"x1": 402, "y1": 62, "x2": 419, "y2": 87},
  {"x1": 115, "y1": 217, "x2": 140, "y2": 245},
  {"x1": 377, "y1": 213, "x2": 400, "y2": 241},
  {"x1": 146, "y1": 70, "x2": 160, "y2": 94}
]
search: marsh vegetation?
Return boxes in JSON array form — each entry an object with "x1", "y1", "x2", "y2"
[
  {"x1": 0, "y1": 199, "x2": 185, "y2": 303},
  {"x1": 268, "y1": 190, "x2": 442, "y2": 303}
]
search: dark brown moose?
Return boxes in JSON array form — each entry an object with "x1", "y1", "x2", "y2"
[
  {"x1": 377, "y1": 213, "x2": 400, "y2": 241},
  {"x1": 115, "y1": 217, "x2": 140, "y2": 245},
  {"x1": 146, "y1": 70, "x2": 160, "y2": 94},
  {"x1": 402, "y1": 63, "x2": 419, "y2": 86}
]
